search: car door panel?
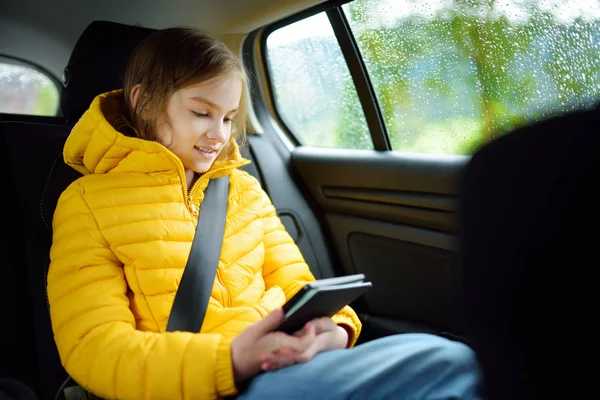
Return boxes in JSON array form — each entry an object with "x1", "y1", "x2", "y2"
[{"x1": 290, "y1": 147, "x2": 468, "y2": 339}]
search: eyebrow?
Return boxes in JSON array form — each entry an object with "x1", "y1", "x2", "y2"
[{"x1": 190, "y1": 96, "x2": 238, "y2": 114}]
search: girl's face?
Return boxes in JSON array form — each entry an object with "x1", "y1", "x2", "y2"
[{"x1": 157, "y1": 72, "x2": 242, "y2": 184}]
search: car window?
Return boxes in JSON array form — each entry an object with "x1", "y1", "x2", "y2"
[
  {"x1": 343, "y1": 0, "x2": 600, "y2": 154},
  {"x1": 0, "y1": 57, "x2": 59, "y2": 116},
  {"x1": 265, "y1": 12, "x2": 373, "y2": 150}
]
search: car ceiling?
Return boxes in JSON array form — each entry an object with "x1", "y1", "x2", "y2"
[{"x1": 1, "y1": 0, "x2": 327, "y2": 79}]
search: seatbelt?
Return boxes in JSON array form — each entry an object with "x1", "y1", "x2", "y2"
[{"x1": 166, "y1": 175, "x2": 230, "y2": 332}]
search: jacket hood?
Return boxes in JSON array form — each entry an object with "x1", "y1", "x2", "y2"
[{"x1": 64, "y1": 90, "x2": 249, "y2": 179}]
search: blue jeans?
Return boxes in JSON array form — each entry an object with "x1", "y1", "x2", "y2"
[{"x1": 238, "y1": 334, "x2": 483, "y2": 400}]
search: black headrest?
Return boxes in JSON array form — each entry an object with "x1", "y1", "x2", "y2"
[
  {"x1": 460, "y1": 104, "x2": 599, "y2": 400},
  {"x1": 61, "y1": 21, "x2": 156, "y2": 121}
]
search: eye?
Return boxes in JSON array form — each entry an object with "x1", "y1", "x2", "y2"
[
  {"x1": 191, "y1": 110, "x2": 208, "y2": 118},
  {"x1": 223, "y1": 117, "x2": 233, "y2": 124}
]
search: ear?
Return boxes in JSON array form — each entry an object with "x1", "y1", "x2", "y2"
[{"x1": 130, "y1": 84, "x2": 142, "y2": 109}]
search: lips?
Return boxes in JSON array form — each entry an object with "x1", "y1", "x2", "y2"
[
  {"x1": 194, "y1": 145, "x2": 219, "y2": 160},
  {"x1": 194, "y1": 146, "x2": 216, "y2": 155}
]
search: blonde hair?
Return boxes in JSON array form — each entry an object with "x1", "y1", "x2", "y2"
[{"x1": 117, "y1": 27, "x2": 248, "y2": 156}]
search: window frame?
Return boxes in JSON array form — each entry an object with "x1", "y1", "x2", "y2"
[
  {"x1": 0, "y1": 54, "x2": 62, "y2": 116},
  {"x1": 258, "y1": 0, "x2": 391, "y2": 150}
]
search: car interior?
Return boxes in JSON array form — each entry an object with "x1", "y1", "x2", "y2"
[{"x1": 1, "y1": 0, "x2": 598, "y2": 399}]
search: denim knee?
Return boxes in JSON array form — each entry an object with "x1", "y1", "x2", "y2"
[{"x1": 429, "y1": 338, "x2": 481, "y2": 377}]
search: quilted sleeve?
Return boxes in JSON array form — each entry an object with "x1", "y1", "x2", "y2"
[
  {"x1": 48, "y1": 180, "x2": 237, "y2": 400},
  {"x1": 256, "y1": 181, "x2": 362, "y2": 346}
]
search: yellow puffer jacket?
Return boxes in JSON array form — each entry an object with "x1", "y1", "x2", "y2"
[{"x1": 47, "y1": 90, "x2": 361, "y2": 400}]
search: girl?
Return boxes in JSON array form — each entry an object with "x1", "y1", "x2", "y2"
[{"x1": 48, "y1": 27, "x2": 483, "y2": 399}]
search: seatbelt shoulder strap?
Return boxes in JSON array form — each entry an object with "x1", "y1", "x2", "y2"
[{"x1": 166, "y1": 175, "x2": 230, "y2": 332}]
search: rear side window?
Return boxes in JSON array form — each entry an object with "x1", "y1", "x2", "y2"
[
  {"x1": 343, "y1": 0, "x2": 600, "y2": 155},
  {"x1": 265, "y1": 0, "x2": 600, "y2": 154},
  {"x1": 0, "y1": 57, "x2": 60, "y2": 116},
  {"x1": 265, "y1": 12, "x2": 373, "y2": 150}
]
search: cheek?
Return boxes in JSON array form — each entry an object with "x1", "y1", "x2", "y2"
[
  {"x1": 155, "y1": 120, "x2": 174, "y2": 147},
  {"x1": 160, "y1": 119, "x2": 195, "y2": 149},
  {"x1": 156, "y1": 129, "x2": 173, "y2": 147}
]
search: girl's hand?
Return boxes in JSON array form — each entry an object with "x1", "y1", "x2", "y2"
[{"x1": 260, "y1": 317, "x2": 348, "y2": 371}]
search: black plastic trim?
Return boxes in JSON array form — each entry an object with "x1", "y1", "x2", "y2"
[{"x1": 326, "y1": 7, "x2": 390, "y2": 150}]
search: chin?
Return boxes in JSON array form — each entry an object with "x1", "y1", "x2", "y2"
[{"x1": 193, "y1": 162, "x2": 215, "y2": 175}]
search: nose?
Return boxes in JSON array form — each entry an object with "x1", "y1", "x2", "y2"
[{"x1": 207, "y1": 119, "x2": 228, "y2": 143}]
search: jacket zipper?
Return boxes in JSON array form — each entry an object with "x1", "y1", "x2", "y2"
[
  {"x1": 183, "y1": 172, "x2": 199, "y2": 219},
  {"x1": 182, "y1": 163, "x2": 244, "y2": 217}
]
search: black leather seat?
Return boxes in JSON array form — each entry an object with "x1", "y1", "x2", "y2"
[
  {"x1": 460, "y1": 104, "x2": 600, "y2": 400},
  {"x1": 1, "y1": 122, "x2": 79, "y2": 399},
  {"x1": 0, "y1": 124, "x2": 39, "y2": 392},
  {"x1": 0, "y1": 113, "x2": 71, "y2": 398}
]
